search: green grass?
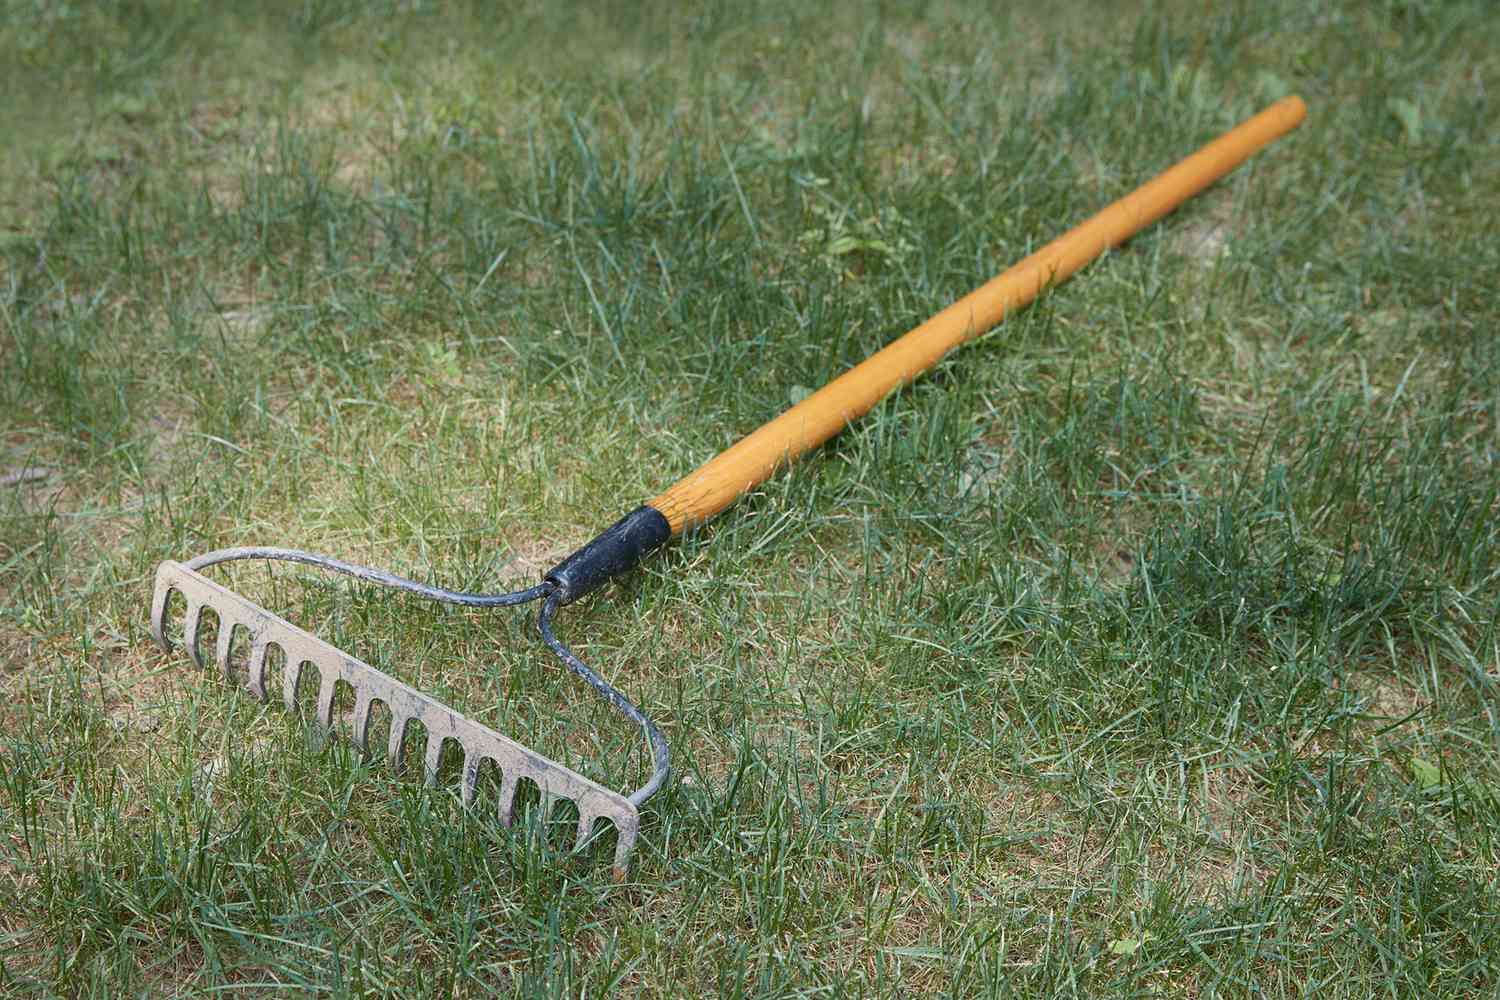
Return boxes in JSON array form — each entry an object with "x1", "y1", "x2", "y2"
[{"x1": 2, "y1": 0, "x2": 1499, "y2": 995}]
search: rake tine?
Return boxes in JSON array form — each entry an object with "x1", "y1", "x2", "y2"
[
  {"x1": 282, "y1": 659, "x2": 301, "y2": 714},
  {"x1": 215, "y1": 620, "x2": 235, "y2": 683},
  {"x1": 497, "y1": 773, "x2": 519, "y2": 826},
  {"x1": 461, "y1": 753, "x2": 480, "y2": 807},
  {"x1": 351, "y1": 692, "x2": 374, "y2": 753},
  {"x1": 184, "y1": 602, "x2": 207, "y2": 670},
  {"x1": 150, "y1": 585, "x2": 173, "y2": 652},
  {"x1": 611, "y1": 826, "x2": 637, "y2": 880},
  {"x1": 423, "y1": 734, "x2": 443, "y2": 786},
  {"x1": 316, "y1": 668, "x2": 337, "y2": 729},
  {"x1": 247, "y1": 639, "x2": 269, "y2": 701},
  {"x1": 387, "y1": 713, "x2": 409, "y2": 774},
  {"x1": 575, "y1": 810, "x2": 595, "y2": 851}
]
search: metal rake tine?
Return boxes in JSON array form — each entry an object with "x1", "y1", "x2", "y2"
[
  {"x1": 184, "y1": 601, "x2": 208, "y2": 671},
  {"x1": 461, "y1": 752, "x2": 480, "y2": 807},
  {"x1": 316, "y1": 665, "x2": 338, "y2": 729},
  {"x1": 609, "y1": 824, "x2": 638, "y2": 879},
  {"x1": 350, "y1": 692, "x2": 375, "y2": 753},
  {"x1": 497, "y1": 772, "x2": 519, "y2": 827},
  {"x1": 575, "y1": 809, "x2": 597, "y2": 852},
  {"x1": 423, "y1": 733, "x2": 443, "y2": 787},
  {"x1": 387, "y1": 712, "x2": 410, "y2": 774},
  {"x1": 247, "y1": 639, "x2": 270, "y2": 701},
  {"x1": 149, "y1": 583, "x2": 173, "y2": 652},
  {"x1": 282, "y1": 659, "x2": 301, "y2": 714},
  {"x1": 214, "y1": 615, "x2": 236, "y2": 681}
]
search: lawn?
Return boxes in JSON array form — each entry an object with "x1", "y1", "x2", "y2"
[{"x1": 2, "y1": 0, "x2": 1498, "y2": 995}]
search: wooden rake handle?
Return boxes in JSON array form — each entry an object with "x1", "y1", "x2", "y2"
[{"x1": 543, "y1": 97, "x2": 1307, "y2": 603}]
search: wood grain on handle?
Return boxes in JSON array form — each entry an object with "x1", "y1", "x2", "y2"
[{"x1": 648, "y1": 96, "x2": 1307, "y2": 534}]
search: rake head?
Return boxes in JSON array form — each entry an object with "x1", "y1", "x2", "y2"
[{"x1": 150, "y1": 551, "x2": 666, "y2": 879}]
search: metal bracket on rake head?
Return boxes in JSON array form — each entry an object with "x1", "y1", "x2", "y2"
[{"x1": 150, "y1": 561, "x2": 641, "y2": 877}]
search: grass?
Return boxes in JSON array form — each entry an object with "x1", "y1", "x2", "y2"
[{"x1": 2, "y1": 0, "x2": 1498, "y2": 994}]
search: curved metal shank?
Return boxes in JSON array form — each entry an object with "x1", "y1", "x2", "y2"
[{"x1": 150, "y1": 560, "x2": 640, "y2": 878}]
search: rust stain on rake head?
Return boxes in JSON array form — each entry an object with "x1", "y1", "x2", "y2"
[{"x1": 150, "y1": 559, "x2": 653, "y2": 878}]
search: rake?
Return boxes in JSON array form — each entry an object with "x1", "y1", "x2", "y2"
[{"x1": 151, "y1": 97, "x2": 1307, "y2": 878}]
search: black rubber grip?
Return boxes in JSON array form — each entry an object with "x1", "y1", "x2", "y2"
[{"x1": 543, "y1": 505, "x2": 672, "y2": 605}]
